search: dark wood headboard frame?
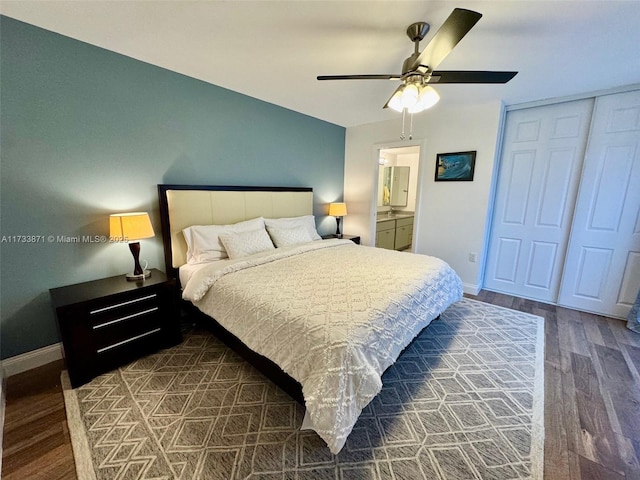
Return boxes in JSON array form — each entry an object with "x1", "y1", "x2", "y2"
[{"x1": 157, "y1": 184, "x2": 314, "y2": 282}]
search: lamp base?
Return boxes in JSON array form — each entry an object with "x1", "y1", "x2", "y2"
[{"x1": 126, "y1": 269, "x2": 151, "y2": 281}]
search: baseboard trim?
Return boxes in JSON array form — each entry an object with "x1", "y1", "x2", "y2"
[
  {"x1": 2, "y1": 342, "x2": 64, "y2": 378},
  {"x1": 463, "y1": 283, "x2": 481, "y2": 296}
]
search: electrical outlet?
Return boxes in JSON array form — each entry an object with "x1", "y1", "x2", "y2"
[{"x1": 468, "y1": 252, "x2": 477, "y2": 263}]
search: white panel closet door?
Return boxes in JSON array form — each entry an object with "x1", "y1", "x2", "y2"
[
  {"x1": 484, "y1": 99, "x2": 594, "y2": 302},
  {"x1": 558, "y1": 90, "x2": 640, "y2": 318}
]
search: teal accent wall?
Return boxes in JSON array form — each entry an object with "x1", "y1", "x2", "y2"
[{"x1": 0, "y1": 16, "x2": 345, "y2": 359}]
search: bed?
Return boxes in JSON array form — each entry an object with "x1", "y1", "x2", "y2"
[{"x1": 157, "y1": 184, "x2": 463, "y2": 454}]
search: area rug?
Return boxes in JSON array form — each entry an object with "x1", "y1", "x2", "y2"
[{"x1": 62, "y1": 298, "x2": 544, "y2": 480}]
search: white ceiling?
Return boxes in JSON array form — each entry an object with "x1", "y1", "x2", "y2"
[{"x1": 2, "y1": 1, "x2": 639, "y2": 127}]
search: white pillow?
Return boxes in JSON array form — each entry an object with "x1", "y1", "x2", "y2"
[
  {"x1": 183, "y1": 217, "x2": 264, "y2": 264},
  {"x1": 219, "y1": 228, "x2": 275, "y2": 259},
  {"x1": 264, "y1": 215, "x2": 321, "y2": 241},
  {"x1": 267, "y1": 224, "x2": 314, "y2": 247}
]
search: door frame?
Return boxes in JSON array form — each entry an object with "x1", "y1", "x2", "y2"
[{"x1": 479, "y1": 105, "x2": 509, "y2": 290}]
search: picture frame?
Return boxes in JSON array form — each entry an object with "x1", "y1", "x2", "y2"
[{"x1": 435, "y1": 151, "x2": 476, "y2": 182}]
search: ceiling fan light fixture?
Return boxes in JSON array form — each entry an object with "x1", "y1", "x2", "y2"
[
  {"x1": 388, "y1": 86, "x2": 406, "y2": 113},
  {"x1": 389, "y1": 81, "x2": 439, "y2": 114},
  {"x1": 409, "y1": 85, "x2": 440, "y2": 113},
  {"x1": 400, "y1": 83, "x2": 420, "y2": 109}
]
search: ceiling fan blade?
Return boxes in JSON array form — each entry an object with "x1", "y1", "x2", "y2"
[
  {"x1": 408, "y1": 8, "x2": 482, "y2": 73},
  {"x1": 317, "y1": 74, "x2": 402, "y2": 80},
  {"x1": 430, "y1": 70, "x2": 518, "y2": 84}
]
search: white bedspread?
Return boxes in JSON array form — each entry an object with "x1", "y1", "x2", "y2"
[{"x1": 182, "y1": 239, "x2": 463, "y2": 453}]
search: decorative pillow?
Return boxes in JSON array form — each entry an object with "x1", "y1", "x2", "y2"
[
  {"x1": 267, "y1": 224, "x2": 315, "y2": 247},
  {"x1": 182, "y1": 217, "x2": 264, "y2": 264},
  {"x1": 264, "y1": 215, "x2": 321, "y2": 241},
  {"x1": 219, "y1": 228, "x2": 275, "y2": 259}
]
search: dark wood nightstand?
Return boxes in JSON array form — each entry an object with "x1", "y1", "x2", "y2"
[
  {"x1": 50, "y1": 269, "x2": 182, "y2": 388},
  {"x1": 322, "y1": 234, "x2": 361, "y2": 244}
]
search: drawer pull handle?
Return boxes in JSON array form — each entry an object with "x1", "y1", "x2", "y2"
[
  {"x1": 93, "y1": 307, "x2": 159, "y2": 330},
  {"x1": 90, "y1": 294, "x2": 157, "y2": 315},
  {"x1": 97, "y1": 328, "x2": 162, "y2": 354}
]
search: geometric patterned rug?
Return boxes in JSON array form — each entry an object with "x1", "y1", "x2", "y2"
[{"x1": 62, "y1": 298, "x2": 544, "y2": 480}]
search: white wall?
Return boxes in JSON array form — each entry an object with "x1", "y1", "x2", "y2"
[{"x1": 344, "y1": 101, "x2": 504, "y2": 294}]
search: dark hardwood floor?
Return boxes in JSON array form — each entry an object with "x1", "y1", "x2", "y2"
[
  {"x1": 1, "y1": 359, "x2": 75, "y2": 480},
  {"x1": 470, "y1": 291, "x2": 640, "y2": 480},
  {"x1": 2, "y1": 291, "x2": 639, "y2": 479}
]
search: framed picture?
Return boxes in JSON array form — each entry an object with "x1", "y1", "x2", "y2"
[{"x1": 435, "y1": 151, "x2": 476, "y2": 182}]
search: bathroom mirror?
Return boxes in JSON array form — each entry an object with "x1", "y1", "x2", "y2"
[{"x1": 380, "y1": 166, "x2": 410, "y2": 206}]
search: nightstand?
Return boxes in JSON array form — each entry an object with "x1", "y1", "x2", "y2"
[
  {"x1": 322, "y1": 234, "x2": 361, "y2": 244},
  {"x1": 50, "y1": 269, "x2": 182, "y2": 388}
]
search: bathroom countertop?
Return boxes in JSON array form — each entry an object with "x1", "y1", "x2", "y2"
[{"x1": 376, "y1": 212, "x2": 414, "y2": 222}]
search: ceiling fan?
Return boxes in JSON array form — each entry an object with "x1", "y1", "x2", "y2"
[{"x1": 317, "y1": 8, "x2": 517, "y2": 115}]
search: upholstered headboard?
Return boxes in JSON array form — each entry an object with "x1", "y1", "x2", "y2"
[{"x1": 157, "y1": 185, "x2": 314, "y2": 278}]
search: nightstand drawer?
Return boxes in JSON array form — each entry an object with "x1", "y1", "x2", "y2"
[
  {"x1": 88, "y1": 292, "x2": 160, "y2": 327},
  {"x1": 92, "y1": 308, "x2": 164, "y2": 351},
  {"x1": 95, "y1": 327, "x2": 168, "y2": 374}
]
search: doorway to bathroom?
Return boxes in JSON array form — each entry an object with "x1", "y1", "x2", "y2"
[{"x1": 375, "y1": 145, "x2": 421, "y2": 251}]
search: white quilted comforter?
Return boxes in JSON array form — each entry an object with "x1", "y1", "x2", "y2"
[{"x1": 182, "y1": 239, "x2": 463, "y2": 453}]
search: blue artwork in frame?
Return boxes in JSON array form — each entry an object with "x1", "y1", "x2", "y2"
[{"x1": 435, "y1": 151, "x2": 476, "y2": 181}]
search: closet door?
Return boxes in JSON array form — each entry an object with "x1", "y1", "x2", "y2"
[
  {"x1": 558, "y1": 90, "x2": 640, "y2": 318},
  {"x1": 484, "y1": 99, "x2": 594, "y2": 302}
]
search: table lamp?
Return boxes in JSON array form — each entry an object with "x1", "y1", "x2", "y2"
[
  {"x1": 328, "y1": 202, "x2": 348, "y2": 238},
  {"x1": 109, "y1": 212, "x2": 155, "y2": 280}
]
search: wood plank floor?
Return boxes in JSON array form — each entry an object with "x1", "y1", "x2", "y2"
[{"x1": 2, "y1": 291, "x2": 639, "y2": 479}]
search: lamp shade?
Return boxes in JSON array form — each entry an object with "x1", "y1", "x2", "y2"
[
  {"x1": 328, "y1": 202, "x2": 348, "y2": 217},
  {"x1": 109, "y1": 212, "x2": 154, "y2": 241}
]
